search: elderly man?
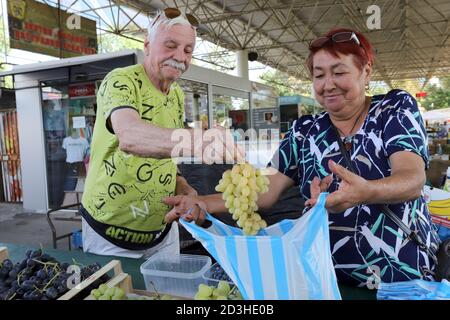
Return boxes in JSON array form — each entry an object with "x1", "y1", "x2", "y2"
[{"x1": 81, "y1": 8, "x2": 242, "y2": 258}]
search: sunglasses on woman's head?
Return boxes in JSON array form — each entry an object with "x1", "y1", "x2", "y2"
[
  {"x1": 152, "y1": 7, "x2": 199, "y2": 28},
  {"x1": 309, "y1": 31, "x2": 361, "y2": 50}
]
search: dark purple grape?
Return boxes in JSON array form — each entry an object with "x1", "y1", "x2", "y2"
[
  {"x1": 19, "y1": 259, "x2": 28, "y2": 270},
  {"x1": 2, "y1": 259, "x2": 13, "y2": 270},
  {"x1": 25, "y1": 249, "x2": 33, "y2": 258},
  {"x1": 21, "y1": 280, "x2": 34, "y2": 291},
  {"x1": 0, "y1": 267, "x2": 9, "y2": 279},
  {"x1": 31, "y1": 249, "x2": 42, "y2": 258},
  {"x1": 22, "y1": 267, "x2": 33, "y2": 276},
  {"x1": 8, "y1": 269, "x2": 18, "y2": 278},
  {"x1": 60, "y1": 262, "x2": 70, "y2": 271},
  {"x1": 45, "y1": 287, "x2": 58, "y2": 299},
  {"x1": 56, "y1": 285, "x2": 67, "y2": 294},
  {"x1": 26, "y1": 259, "x2": 36, "y2": 268},
  {"x1": 36, "y1": 269, "x2": 47, "y2": 280},
  {"x1": 40, "y1": 254, "x2": 52, "y2": 262},
  {"x1": 11, "y1": 280, "x2": 19, "y2": 289}
]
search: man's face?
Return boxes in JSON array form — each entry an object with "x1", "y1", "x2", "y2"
[{"x1": 144, "y1": 24, "x2": 196, "y2": 82}]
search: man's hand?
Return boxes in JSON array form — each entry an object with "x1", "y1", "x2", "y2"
[
  {"x1": 175, "y1": 175, "x2": 198, "y2": 196},
  {"x1": 163, "y1": 195, "x2": 207, "y2": 225},
  {"x1": 199, "y1": 127, "x2": 246, "y2": 164}
]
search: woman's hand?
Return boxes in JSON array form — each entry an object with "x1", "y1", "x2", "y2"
[
  {"x1": 304, "y1": 174, "x2": 333, "y2": 208},
  {"x1": 325, "y1": 160, "x2": 371, "y2": 213},
  {"x1": 175, "y1": 175, "x2": 198, "y2": 196},
  {"x1": 163, "y1": 195, "x2": 207, "y2": 225}
]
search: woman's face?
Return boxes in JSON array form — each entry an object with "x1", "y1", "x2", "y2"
[{"x1": 312, "y1": 49, "x2": 371, "y2": 115}]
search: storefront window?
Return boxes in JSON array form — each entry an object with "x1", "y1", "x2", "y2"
[
  {"x1": 41, "y1": 82, "x2": 96, "y2": 208},
  {"x1": 212, "y1": 86, "x2": 249, "y2": 133},
  {"x1": 251, "y1": 82, "x2": 279, "y2": 140},
  {"x1": 177, "y1": 78, "x2": 209, "y2": 129}
]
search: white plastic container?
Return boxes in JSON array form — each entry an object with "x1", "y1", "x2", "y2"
[{"x1": 140, "y1": 253, "x2": 211, "y2": 298}]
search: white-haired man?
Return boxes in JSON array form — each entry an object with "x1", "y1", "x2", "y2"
[{"x1": 81, "y1": 8, "x2": 242, "y2": 257}]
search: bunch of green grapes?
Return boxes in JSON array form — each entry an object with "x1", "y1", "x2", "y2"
[
  {"x1": 194, "y1": 281, "x2": 243, "y2": 300},
  {"x1": 215, "y1": 163, "x2": 270, "y2": 235},
  {"x1": 91, "y1": 284, "x2": 126, "y2": 300},
  {"x1": 90, "y1": 284, "x2": 172, "y2": 300}
]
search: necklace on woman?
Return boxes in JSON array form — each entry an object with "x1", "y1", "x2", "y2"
[{"x1": 335, "y1": 105, "x2": 367, "y2": 151}]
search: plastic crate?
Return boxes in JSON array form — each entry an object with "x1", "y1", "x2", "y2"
[
  {"x1": 202, "y1": 262, "x2": 234, "y2": 287},
  {"x1": 140, "y1": 253, "x2": 211, "y2": 298}
]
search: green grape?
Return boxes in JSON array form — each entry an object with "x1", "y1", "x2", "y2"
[
  {"x1": 231, "y1": 173, "x2": 241, "y2": 185},
  {"x1": 98, "y1": 284, "x2": 108, "y2": 294},
  {"x1": 198, "y1": 284, "x2": 214, "y2": 297},
  {"x1": 259, "y1": 220, "x2": 267, "y2": 228},
  {"x1": 223, "y1": 170, "x2": 231, "y2": 179},
  {"x1": 238, "y1": 177, "x2": 248, "y2": 187},
  {"x1": 225, "y1": 184, "x2": 234, "y2": 194},
  {"x1": 215, "y1": 183, "x2": 225, "y2": 192},
  {"x1": 231, "y1": 165, "x2": 241, "y2": 175},
  {"x1": 243, "y1": 225, "x2": 252, "y2": 235},
  {"x1": 217, "y1": 281, "x2": 231, "y2": 295},
  {"x1": 194, "y1": 293, "x2": 210, "y2": 300},
  {"x1": 91, "y1": 289, "x2": 102, "y2": 298},
  {"x1": 240, "y1": 202, "x2": 249, "y2": 211},
  {"x1": 105, "y1": 287, "x2": 116, "y2": 298},
  {"x1": 241, "y1": 186, "x2": 250, "y2": 197},
  {"x1": 113, "y1": 288, "x2": 125, "y2": 300},
  {"x1": 160, "y1": 294, "x2": 173, "y2": 300},
  {"x1": 98, "y1": 295, "x2": 111, "y2": 300}
]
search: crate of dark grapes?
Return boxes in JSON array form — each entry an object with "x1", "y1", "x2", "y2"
[{"x1": 0, "y1": 246, "x2": 111, "y2": 300}]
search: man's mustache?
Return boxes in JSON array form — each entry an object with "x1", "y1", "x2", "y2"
[{"x1": 162, "y1": 59, "x2": 186, "y2": 72}]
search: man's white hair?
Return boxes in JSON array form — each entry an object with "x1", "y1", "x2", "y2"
[{"x1": 147, "y1": 10, "x2": 197, "y2": 42}]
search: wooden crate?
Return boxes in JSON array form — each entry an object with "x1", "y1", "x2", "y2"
[
  {"x1": 0, "y1": 247, "x2": 8, "y2": 263},
  {"x1": 59, "y1": 259, "x2": 124, "y2": 300}
]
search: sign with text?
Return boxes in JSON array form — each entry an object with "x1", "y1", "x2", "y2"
[
  {"x1": 69, "y1": 83, "x2": 96, "y2": 98},
  {"x1": 72, "y1": 116, "x2": 86, "y2": 129},
  {"x1": 7, "y1": 0, "x2": 97, "y2": 58}
]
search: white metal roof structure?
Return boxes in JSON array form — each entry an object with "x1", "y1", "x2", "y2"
[{"x1": 5, "y1": 0, "x2": 450, "y2": 93}]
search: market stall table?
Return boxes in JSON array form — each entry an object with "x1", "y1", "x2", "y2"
[{"x1": 0, "y1": 242, "x2": 376, "y2": 300}]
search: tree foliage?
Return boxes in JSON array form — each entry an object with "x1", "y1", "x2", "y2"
[
  {"x1": 259, "y1": 69, "x2": 312, "y2": 97},
  {"x1": 420, "y1": 77, "x2": 450, "y2": 111},
  {"x1": 97, "y1": 33, "x2": 143, "y2": 53}
]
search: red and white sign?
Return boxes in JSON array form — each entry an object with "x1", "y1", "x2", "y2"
[
  {"x1": 416, "y1": 92, "x2": 427, "y2": 98},
  {"x1": 69, "y1": 83, "x2": 96, "y2": 98}
]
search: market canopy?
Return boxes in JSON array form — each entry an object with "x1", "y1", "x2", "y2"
[
  {"x1": 4, "y1": 0, "x2": 450, "y2": 93},
  {"x1": 422, "y1": 108, "x2": 450, "y2": 121}
]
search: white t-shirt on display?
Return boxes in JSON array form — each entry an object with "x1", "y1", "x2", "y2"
[{"x1": 62, "y1": 136, "x2": 89, "y2": 163}]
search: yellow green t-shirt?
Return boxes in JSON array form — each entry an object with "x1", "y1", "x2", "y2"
[{"x1": 81, "y1": 64, "x2": 184, "y2": 249}]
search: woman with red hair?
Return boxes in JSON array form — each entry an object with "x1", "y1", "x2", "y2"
[{"x1": 165, "y1": 28, "x2": 440, "y2": 287}]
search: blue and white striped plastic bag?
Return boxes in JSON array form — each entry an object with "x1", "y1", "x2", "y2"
[{"x1": 180, "y1": 192, "x2": 341, "y2": 300}]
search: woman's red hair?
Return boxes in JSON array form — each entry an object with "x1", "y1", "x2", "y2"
[{"x1": 306, "y1": 27, "x2": 374, "y2": 75}]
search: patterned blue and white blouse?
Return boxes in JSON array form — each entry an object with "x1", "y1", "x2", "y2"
[{"x1": 270, "y1": 89, "x2": 440, "y2": 286}]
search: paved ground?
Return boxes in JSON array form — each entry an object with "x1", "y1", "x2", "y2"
[{"x1": 0, "y1": 202, "x2": 81, "y2": 251}]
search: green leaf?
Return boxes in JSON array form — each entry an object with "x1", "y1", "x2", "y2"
[
  {"x1": 353, "y1": 257, "x2": 384, "y2": 272},
  {"x1": 384, "y1": 226, "x2": 403, "y2": 239},
  {"x1": 371, "y1": 214, "x2": 385, "y2": 234},
  {"x1": 399, "y1": 265, "x2": 422, "y2": 277}
]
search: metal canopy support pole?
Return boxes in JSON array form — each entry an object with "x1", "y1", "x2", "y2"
[{"x1": 236, "y1": 49, "x2": 249, "y2": 80}]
